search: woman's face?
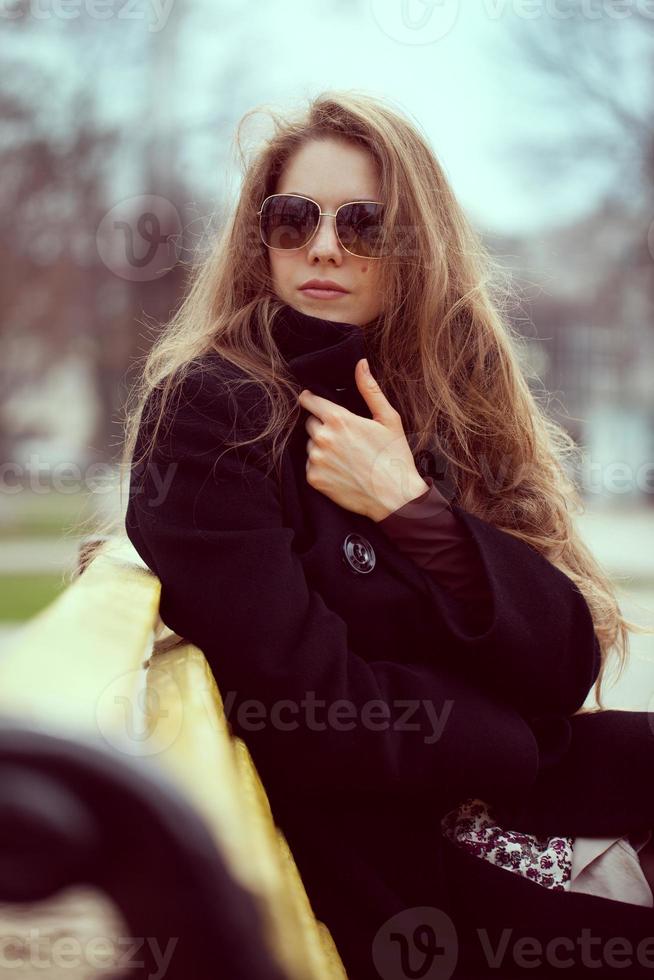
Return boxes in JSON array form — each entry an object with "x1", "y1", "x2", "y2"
[{"x1": 267, "y1": 138, "x2": 386, "y2": 327}]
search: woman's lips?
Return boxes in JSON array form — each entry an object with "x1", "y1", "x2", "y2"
[{"x1": 299, "y1": 287, "x2": 349, "y2": 299}]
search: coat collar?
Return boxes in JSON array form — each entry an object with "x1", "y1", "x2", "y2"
[
  {"x1": 272, "y1": 303, "x2": 377, "y2": 419},
  {"x1": 270, "y1": 302, "x2": 454, "y2": 499}
]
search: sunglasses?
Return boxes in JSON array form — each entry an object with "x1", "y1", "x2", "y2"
[{"x1": 257, "y1": 193, "x2": 388, "y2": 259}]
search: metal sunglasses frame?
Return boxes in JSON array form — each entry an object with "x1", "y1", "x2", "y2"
[{"x1": 256, "y1": 192, "x2": 388, "y2": 259}]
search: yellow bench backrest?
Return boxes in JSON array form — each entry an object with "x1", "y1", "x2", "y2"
[{"x1": 0, "y1": 537, "x2": 347, "y2": 980}]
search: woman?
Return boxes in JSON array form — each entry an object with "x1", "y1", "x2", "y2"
[{"x1": 118, "y1": 91, "x2": 654, "y2": 978}]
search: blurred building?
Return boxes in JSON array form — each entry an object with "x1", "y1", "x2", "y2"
[{"x1": 494, "y1": 196, "x2": 654, "y2": 508}]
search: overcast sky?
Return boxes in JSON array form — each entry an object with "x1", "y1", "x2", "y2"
[
  {"x1": 13, "y1": 0, "x2": 648, "y2": 235},
  {"x1": 166, "y1": 0, "x2": 638, "y2": 235}
]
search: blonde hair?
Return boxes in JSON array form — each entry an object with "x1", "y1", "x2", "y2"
[{"x1": 75, "y1": 88, "x2": 652, "y2": 711}]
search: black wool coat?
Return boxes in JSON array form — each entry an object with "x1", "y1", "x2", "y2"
[{"x1": 126, "y1": 304, "x2": 654, "y2": 980}]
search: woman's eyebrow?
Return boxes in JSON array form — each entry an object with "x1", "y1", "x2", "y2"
[{"x1": 283, "y1": 191, "x2": 380, "y2": 205}]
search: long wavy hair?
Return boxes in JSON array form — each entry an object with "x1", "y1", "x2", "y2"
[{"x1": 77, "y1": 88, "x2": 652, "y2": 711}]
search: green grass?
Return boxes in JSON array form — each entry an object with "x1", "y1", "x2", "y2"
[
  {"x1": 1, "y1": 490, "x2": 94, "y2": 539},
  {"x1": 0, "y1": 574, "x2": 67, "y2": 622}
]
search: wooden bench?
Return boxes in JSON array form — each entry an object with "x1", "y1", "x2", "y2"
[{"x1": 0, "y1": 536, "x2": 348, "y2": 979}]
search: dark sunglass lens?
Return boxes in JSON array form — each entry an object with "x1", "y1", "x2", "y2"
[
  {"x1": 336, "y1": 203, "x2": 386, "y2": 257},
  {"x1": 260, "y1": 195, "x2": 318, "y2": 249}
]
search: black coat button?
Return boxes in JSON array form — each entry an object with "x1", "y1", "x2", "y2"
[{"x1": 341, "y1": 533, "x2": 376, "y2": 574}]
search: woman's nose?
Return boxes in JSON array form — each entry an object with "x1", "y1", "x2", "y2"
[{"x1": 306, "y1": 214, "x2": 343, "y2": 260}]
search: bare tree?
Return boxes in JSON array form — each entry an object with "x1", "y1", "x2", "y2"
[{"x1": 504, "y1": 3, "x2": 653, "y2": 326}]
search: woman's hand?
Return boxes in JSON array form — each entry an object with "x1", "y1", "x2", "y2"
[{"x1": 298, "y1": 358, "x2": 429, "y2": 522}]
